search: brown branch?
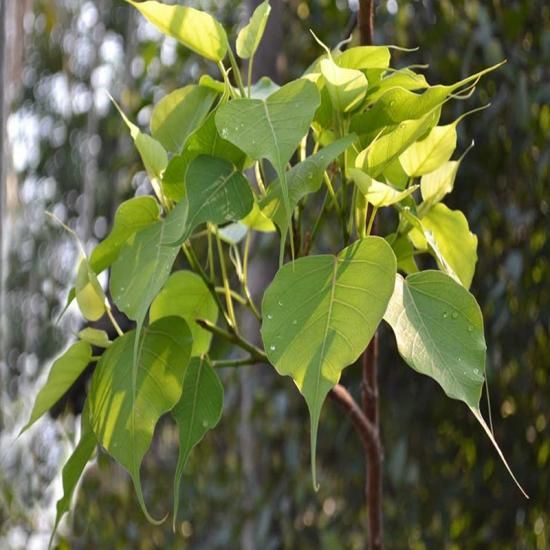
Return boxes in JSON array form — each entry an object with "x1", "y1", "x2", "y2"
[{"x1": 358, "y1": 0, "x2": 374, "y2": 46}]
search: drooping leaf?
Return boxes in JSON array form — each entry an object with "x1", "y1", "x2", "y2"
[
  {"x1": 126, "y1": 0, "x2": 228, "y2": 62},
  {"x1": 320, "y1": 57, "x2": 368, "y2": 113},
  {"x1": 335, "y1": 46, "x2": 391, "y2": 70},
  {"x1": 349, "y1": 168, "x2": 418, "y2": 207},
  {"x1": 260, "y1": 135, "x2": 355, "y2": 230},
  {"x1": 261, "y1": 237, "x2": 396, "y2": 487},
  {"x1": 171, "y1": 358, "x2": 223, "y2": 527},
  {"x1": 88, "y1": 317, "x2": 192, "y2": 522},
  {"x1": 215, "y1": 79, "x2": 320, "y2": 258},
  {"x1": 236, "y1": 0, "x2": 271, "y2": 59},
  {"x1": 150, "y1": 85, "x2": 217, "y2": 153},
  {"x1": 90, "y1": 196, "x2": 161, "y2": 274},
  {"x1": 21, "y1": 341, "x2": 92, "y2": 434},
  {"x1": 416, "y1": 203, "x2": 478, "y2": 288},
  {"x1": 355, "y1": 107, "x2": 441, "y2": 177},
  {"x1": 250, "y1": 76, "x2": 280, "y2": 99},
  {"x1": 163, "y1": 112, "x2": 247, "y2": 201},
  {"x1": 150, "y1": 271, "x2": 218, "y2": 356},
  {"x1": 420, "y1": 160, "x2": 460, "y2": 207},
  {"x1": 383, "y1": 271, "x2": 527, "y2": 496},
  {"x1": 50, "y1": 428, "x2": 96, "y2": 546},
  {"x1": 78, "y1": 328, "x2": 111, "y2": 348},
  {"x1": 75, "y1": 258, "x2": 106, "y2": 321}
]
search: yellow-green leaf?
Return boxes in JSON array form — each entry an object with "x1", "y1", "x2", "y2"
[
  {"x1": 75, "y1": 258, "x2": 106, "y2": 322},
  {"x1": 320, "y1": 57, "x2": 368, "y2": 113},
  {"x1": 236, "y1": 0, "x2": 271, "y2": 59}
]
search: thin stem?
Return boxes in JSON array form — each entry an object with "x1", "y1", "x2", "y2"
[
  {"x1": 214, "y1": 227, "x2": 237, "y2": 327},
  {"x1": 211, "y1": 356, "x2": 258, "y2": 368},
  {"x1": 366, "y1": 206, "x2": 378, "y2": 236},
  {"x1": 196, "y1": 318, "x2": 267, "y2": 363},
  {"x1": 247, "y1": 56, "x2": 254, "y2": 98},
  {"x1": 323, "y1": 172, "x2": 341, "y2": 216},
  {"x1": 242, "y1": 232, "x2": 262, "y2": 321},
  {"x1": 215, "y1": 286, "x2": 248, "y2": 305},
  {"x1": 106, "y1": 307, "x2": 123, "y2": 337},
  {"x1": 217, "y1": 61, "x2": 238, "y2": 98},
  {"x1": 227, "y1": 46, "x2": 247, "y2": 97}
]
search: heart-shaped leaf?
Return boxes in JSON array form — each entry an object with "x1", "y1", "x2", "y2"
[
  {"x1": 261, "y1": 237, "x2": 396, "y2": 487},
  {"x1": 75, "y1": 257, "x2": 106, "y2": 321},
  {"x1": 127, "y1": 0, "x2": 228, "y2": 62},
  {"x1": 88, "y1": 317, "x2": 192, "y2": 522},
  {"x1": 150, "y1": 271, "x2": 218, "y2": 356},
  {"x1": 171, "y1": 358, "x2": 223, "y2": 527},
  {"x1": 236, "y1": 0, "x2": 271, "y2": 59}
]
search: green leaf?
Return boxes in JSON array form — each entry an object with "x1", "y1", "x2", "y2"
[
  {"x1": 21, "y1": 341, "x2": 92, "y2": 434},
  {"x1": 241, "y1": 202, "x2": 276, "y2": 232},
  {"x1": 335, "y1": 46, "x2": 391, "y2": 70},
  {"x1": 355, "y1": 107, "x2": 441, "y2": 177},
  {"x1": 320, "y1": 57, "x2": 368, "y2": 113},
  {"x1": 250, "y1": 76, "x2": 280, "y2": 99},
  {"x1": 163, "y1": 111, "x2": 247, "y2": 202},
  {"x1": 127, "y1": 0, "x2": 228, "y2": 62},
  {"x1": 75, "y1": 258, "x2": 106, "y2": 322},
  {"x1": 261, "y1": 237, "x2": 396, "y2": 487},
  {"x1": 90, "y1": 196, "x2": 161, "y2": 274},
  {"x1": 236, "y1": 0, "x2": 271, "y2": 59},
  {"x1": 50, "y1": 428, "x2": 96, "y2": 546},
  {"x1": 399, "y1": 122, "x2": 458, "y2": 177},
  {"x1": 89, "y1": 317, "x2": 192, "y2": 522},
  {"x1": 150, "y1": 85, "x2": 218, "y2": 153},
  {"x1": 150, "y1": 271, "x2": 218, "y2": 356},
  {"x1": 418, "y1": 203, "x2": 478, "y2": 288},
  {"x1": 78, "y1": 328, "x2": 111, "y2": 348},
  {"x1": 383, "y1": 271, "x2": 527, "y2": 496},
  {"x1": 386, "y1": 233, "x2": 418, "y2": 274},
  {"x1": 260, "y1": 135, "x2": 355, "y2": 230},
  {"x1": 366, "y1": 69, "x2": 429, "y2": 104},
  {"x1": 171, "y1": 358, "x2": 223, "y2": 528},
  {"x1": 349, "y1": 168, "x2": 418, "y2": 207},
  {"x1": 215, "y1": 79, "x2": 320, "y2": 259},
  {"x1": 420, "y1": 160, "x2": 460, "y2": 206}
]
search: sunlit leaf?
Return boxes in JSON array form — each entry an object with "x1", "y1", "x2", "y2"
[
  {"x1": 75, "y1": 258, "x2": 106, "y2": 322},
  {"x1": 78, "y1": 328, "x2": 111, "y2": 348},
  {"x1": 320, "y1": 57, "x2": 368, "y2": 113},
  {"x1": 89, "y1": 317, "x2": 192, "y2": 522},
  {"x1": 420, "y1": 160, "x2": 460, "y2": 206},
  {"x1": 349, "y1": 168, "x2": 418, "y2": 207},
  {"x1": 261, "y1": 237, "x2": 396, "y2": 487},
  {"x1": 250, "y1": 76, "x2": 280, "y2": 99},
  {"x1": 335, "y1": 46, "x2": 391, "y2": 70},
  {"x1": 236, "y1": 0, "x2": 271, "y2": 59},
  {"x1": 172, "y1": 358, "x2": 223, "y2": 527},
  {"x1": 150, "y1": 271, "x2": 218, "y2": 356},
  {"x1": 90, "y1": 196, "x2": 161, "y2": 274},
  {"x1": 21, "y1": 341, "x2": 92, "y2": 434},
  {"x1": 150, "y1": 85, "x2": 217, "y2": 153},
  {"x1": 241, "y1": 202, "x2": 276, "y2": 232},
  {"x1": 127, "y1": 0, "x2": 228, "y2": 62},
  {"x1": 260, "y1": 135, "x2": 355, "y2": 230}
]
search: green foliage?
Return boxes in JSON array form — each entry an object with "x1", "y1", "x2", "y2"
[{"x1": 26, "y1": 0, "x2": 526, "y2": 540}]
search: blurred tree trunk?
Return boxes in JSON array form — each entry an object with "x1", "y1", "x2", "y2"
[{"x1": 0, "y1": 0, "x2": 7, "y2": 358}]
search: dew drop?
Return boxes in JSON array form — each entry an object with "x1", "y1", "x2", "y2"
[
  {"x1": 202, "y1": 420, "x2": 208, "y2": 428},
  {"x1": 292, "y1": 319, "x2": 297, "y2": 325},
  {"x1": 473, "y1": 368, "x2": 479, "y2": 376},
  {"x1": 468, "y1": 325, "x2": 473, "y2": 332},
  {"x1": 442, "y1": 311, "x2": 448, "y2": 319},
  {"x1": 451, "y1": 312, "x2": 458, "y2": 319},
  {"x1": 270, "y1": 345, "x2": 276, "y2": 351},
  {"x1": 278, "y1": 300, "x2": 283, "y2": 306},
  {"x1": 267, "y1": 314, "x2": 272, "y2": 320},
  {"x1": 390, "y1": 100, "x2": 396, "y2": 107}
]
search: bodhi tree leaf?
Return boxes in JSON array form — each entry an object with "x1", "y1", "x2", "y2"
[
  {"x1": 49, "y1": 417, "x2": 96, "y2": 547},
  {"x1": 78, "y1": 328, "x2": 111, "y2": 348},
  {"x1": 335, "y1": 45, "x2": 391, "y2": 70},
  {"x1": 127, "y1": 0, "x2": 228, "y2": 62},
  {"x1": 261, "y1": 237, "x2": 396, "y2": 487},
  {"x1": 90, "y1": 196, "x2": 161, "y2": 274},
  {"x1": 349, "y1": 168, "x2": 418, "y2": 207},
  {"x1": 75, "y1": 257, "x2": 106, "y2": 322},
  {"x1": 236, "y1": 0, "x2": 271, "y2": 59},
  {"x1": 386, "y1": 233, "x2": 418, "y2": 274},
  {"x1": 150, "y1": 85, "x2": 217, "y2": 153},
  {"x1": 260, "y1": 135, "x2": 355, "y2": 230},
  {"x1": 215, "y1": 79, "x2": 320, "y2": 259},
  {"x1": 171, "y1": 358, "x2": 223, "y2": 528},
  {"x1": 355, "y1": 107, "x2": 441, "y2": 177},
  {"x1": 383, "y1": 271, "x2": 527, "y2": 496},
  {"x1": 21, "y1": 341, "x2": 92, "y2": 434},
  {"x1": 89, "y1": 317, "x2": 192, "y2": 522},
  {"x1": 150, "y1": 271, "x2": 218, "y2": 356},
  {"x1": 320, "y1": 57, "x2": 368, "y2": 113}
]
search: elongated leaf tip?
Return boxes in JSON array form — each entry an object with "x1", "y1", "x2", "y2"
[
  {"x1": 387, "y1": 44, "x2": 420, "y2": 52},
  {"x1": 133, "y1": 473, "x2": 169, "y2": 525},
  {"x1": 470, "y1": 407, "x2": 529, "y2": 499}
]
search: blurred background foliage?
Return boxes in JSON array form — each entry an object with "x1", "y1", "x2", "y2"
[{"x1": 0, "y1": 0, "x2": 548, "y2": 548}]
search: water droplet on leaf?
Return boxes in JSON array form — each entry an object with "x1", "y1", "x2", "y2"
[
  {"x1": 443, "y1": 311, "x2": 448, "y2": 318},
  {"x1": 451, "y1": 312, "x2": 458, "y2": 319},
  {"x1": 267, "y1": 314, "x2": 272, "y2": 320},
  {"x1": 270, "y1": 345, "x2": 276, "y2": 351}
]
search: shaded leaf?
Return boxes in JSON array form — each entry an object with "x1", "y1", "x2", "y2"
[
  {"x1": 78, "y1": 328, "x2": 111, "y2": 348},
  {"x1": 150, "y1": 271, "x2": 218, "y2": 356},
  {"x1": 127, "y1": 0, "x2": 228, "y2": 62},
  {"x1": 172, "y1": 358, "x2": 223, "y2": 527},
  {"x1": 75, "y1": 258, "x2": 106, "y2": 321},
  {"x1": 261, "y1": 237, "x2": 396, "y2": 487},
  {"x1": 89, "y1": 317, "x2": 192, "y2": 522}
]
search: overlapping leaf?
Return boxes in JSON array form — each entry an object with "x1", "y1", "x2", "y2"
[
  {"x1": 261, "y1": 237, "x2": 396, "y2": 487},
  {"x1": 236, "y1": 0, "x2": 271, "y2": 59}
]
